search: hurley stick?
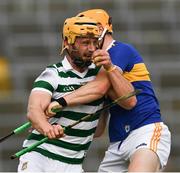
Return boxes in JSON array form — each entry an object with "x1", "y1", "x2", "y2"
[
  {"x1": 0, "y1": 108, "x2": 61, "y2": 143},
  {"x1": 11, "y1": 89, "x2": 141, "y2": 159},
  {"x1": 0, "y1": 122, "x2": 31, "y2": 143}
]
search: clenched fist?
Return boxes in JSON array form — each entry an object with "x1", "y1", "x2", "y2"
[{"x1": 45, "y1": 101, "x2": 63, "y2": 118}]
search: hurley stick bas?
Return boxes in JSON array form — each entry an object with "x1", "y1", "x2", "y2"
[
  {"x1": 0, "y1": 107, "x2": 62, "y2": 144},
  {"x1": 11, "y1": 89, "x2": 141, "y2": 159},
  {"x1": 0, "y1": 122, "x2": 31, "y2": 143}
]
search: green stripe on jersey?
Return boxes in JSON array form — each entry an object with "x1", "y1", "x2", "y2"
[
  {"x1": 47, "y1": 62, "x2": 62, "y2": 68},
  {"x1": 67, "y1": 71, "x2": 82, "y2": 79},
  {"x1": 33, "y1": 80, "x2": 54, "y2": 92},
  {"x1": 64, "y1": 126, "x2": 96, "y2": 137},
  {"x1": 32, "y1": 147, "x2": 84, "y2": 164},
  {"x1": 27, "y1": 133, "x2": 91, "y2": 151},
  {"x1": 47, "y1": 65, "x2": 56, "y2": 69},
  {"x1": 55, "y1": 111, "x2": 100, "y2": 121},
  {"x1": 84, "y1": 66, "x2": 101, "y2": 78},
  {"x1": 47, "y1": 62, "x2": 100, "y2": 79},
  {"x1": 47, "y1": 63, "x2": 81, "y2": 78},
  {"x1": 58, "y1": 70, "x2": 96, "y2": 79},
  {"x1": 56, "y1": 84, "x2": 81, "y2": 93},
  {"x1": 58, "y1": 71, "x2": 69, "y2": 78},
  {"x1": 55, "y1": 62, "x2": 63, "y2": 68},
  {"x1": 58, "y1": 71, "x2": 82, "y2": 79}
]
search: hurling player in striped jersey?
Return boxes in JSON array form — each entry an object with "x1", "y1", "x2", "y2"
[{"x1": 18, "y1": 16, "x2": 112, "y2": 172}]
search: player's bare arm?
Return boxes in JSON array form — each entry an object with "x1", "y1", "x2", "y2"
[
  {"x1": 27, "y1": 90, "x2": 64, "y2": 139},
  {"x1": 46, "y1": 67, "x2": 110, "y2": 115},
  {"x1": 63, "y1": 67, "x2": 110, "y2": 105},
  {"x1": 106, "y1": 68, "x2": 137, "y2": 109}
]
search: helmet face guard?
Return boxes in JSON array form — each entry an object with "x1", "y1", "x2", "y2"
[
  {"x1": 76, "y1": 9, "x2": 113, "y2": 33},
  {"x1": 63, "y1": 16, "x2": 100, "y2": 45},
  {"x1": 61, "y1": 16, "x2": 100, "y2": 68}
]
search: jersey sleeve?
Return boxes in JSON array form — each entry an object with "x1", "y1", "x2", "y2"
[
  {"x1": 32, "y1": 66, "x2": 59, "y2": 95},
  {"x1": 109, "y1": 42, "x2": 142, "y2": 72}
]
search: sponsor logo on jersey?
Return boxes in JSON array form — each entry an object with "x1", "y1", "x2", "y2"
[
  {"x1": 125, "y1": 125, "x2": 130, "y2": 133},
  {"x1": 63, "y1": 86, "x2": 75, "y2": 92}
]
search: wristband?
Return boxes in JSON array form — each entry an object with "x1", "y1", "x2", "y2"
[
  {"x1": 106, "y1": 65, "x2": 117, "y2": 73},
  {"x1": 57, "y1": 97, "x2": 67, "y2": 107}
]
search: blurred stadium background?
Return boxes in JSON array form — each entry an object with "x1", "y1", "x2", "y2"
[{"x1": 0, "y1": 0, "x2": 180, "y2": 171}]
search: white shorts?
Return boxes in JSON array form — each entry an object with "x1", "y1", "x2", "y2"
[
  {"x1": 18, "y1": 151, "x2": 83, "y2": 172},
  {"x1": 98, "y1": 122, "x2": 171, "y2": 172}
]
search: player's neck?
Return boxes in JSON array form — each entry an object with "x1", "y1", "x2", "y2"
[{"x1": 102, "y1": 34, "x2": 114, "y2": 50}]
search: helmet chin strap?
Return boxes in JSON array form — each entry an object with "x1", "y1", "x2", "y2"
[
  {"x1": 98, "y1": 27, "x2": 107, "y2": 49},
  {"x1": 98, "y1": 28, "x2": 107, "y2": 41}
]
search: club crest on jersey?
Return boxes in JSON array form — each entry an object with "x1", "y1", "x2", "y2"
[
  {"x1": 125, "y1": 125, "x2": 130, "y2": 133},
  {"x1": 84, "y1": 150, "x2": 88, "y2": 157},
  {"x1": 21, "y1": 162, "x2": 28, "y2": 170}
]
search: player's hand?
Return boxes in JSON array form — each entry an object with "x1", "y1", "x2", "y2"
[
  {"x1": 92, "y1": 49, "x2": 114, "y2": 70},
  {"x1": 45, "y1": 101, "x2": 63, "y2": 118},
  {"x1": 34, "y1": 121, "x2": 65, "y2": 139},
  {"x1": 45, "y1": 123, "x2": 65, "y2": 139}
]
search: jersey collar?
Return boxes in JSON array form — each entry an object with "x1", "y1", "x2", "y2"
[
  {"x1": 106, "y1": 40, "x2": 115, "y2": 51},
  {"x1": 62, "y1": 56, "x2": 96, "y2": 78},
  {"x1": 62, "y1": 56, "x2": 96, "y2": 72},
  {"x1": 62, "y1": 56, "x2": 73, "y2": 72}
]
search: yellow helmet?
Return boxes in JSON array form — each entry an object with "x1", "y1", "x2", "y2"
[
  {"x1": 76, "y1": 9, "x2": 113, "y2": 33},
  {"x1": 63, "y1": 16, "x2": 100, "y2": 45}
]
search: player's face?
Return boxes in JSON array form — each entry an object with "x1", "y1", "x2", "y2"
[{"x1": 72, "y1": 37, "x2": 99, "y2": 61}]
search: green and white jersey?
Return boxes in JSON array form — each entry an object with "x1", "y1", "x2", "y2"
[{"x1": 23, "y1": 57, "x2": 104, "y2": 164}]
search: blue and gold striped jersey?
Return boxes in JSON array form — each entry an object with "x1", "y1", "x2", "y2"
[{"x1": 108, "y1": 41, "x2": 162, "y2": 142}]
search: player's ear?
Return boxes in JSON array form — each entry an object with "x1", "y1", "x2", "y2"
[
  {"x1": 60, "y1": 39, "x2": 69, "y2": 55},
  {"x1": 64, "y1": 39, "x2": 69, "y2": 49}
]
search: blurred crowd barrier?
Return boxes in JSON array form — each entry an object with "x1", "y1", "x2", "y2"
[
  {"x1": 0, "y1": 0, "x2": 179, "y2": 171},
  {"x1": 0, "y1": 57, "x2": 12, "y2": 96}
]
